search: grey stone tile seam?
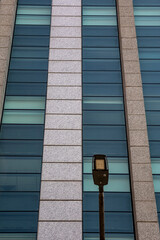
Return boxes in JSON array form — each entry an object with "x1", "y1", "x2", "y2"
[
  {"x1": 52, "y1": 15, "x2": 81, "y2": 17},
  {"x1": 45, "y1": 113, "x2": 82, "y2": 116},
  {"x1": 52, "y1": 5, "x2": 81, "y2": 7},
  {"x1": 49, "y1": 60, "x2": 81, "y2": 62},
  {"x1": 46, "y1": 98, "x2": 82, "y2": 100},
  {"x1": 48, "y1": 72, "x2": 81, "y2": 74},
  {"x1": 44, "y1": 145, "x2": 82, "y2": 147},
  {"x1": 41, "y1": 180, "x2": 82, "y2": 182},
  {"x1": 39, "y1": 220, "x2": 82, "y2": 222},
  {"x1": 45, "y1": 128, "x2": 81, "y2": 130},
  {"x1": 47, "y1": 85, "x2": 81, "y2": 87},
  {"x1": 50, "y1": 36, "x2": 81, "y2": 38},
  {"x1": 40, "y1": 199, "x2": 82, "y2": 202},
  {"x1": 42, "y1": 162, "x2": 82, "y2": 164}
]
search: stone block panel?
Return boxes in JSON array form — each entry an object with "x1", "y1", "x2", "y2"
[
  {"x1": 135, "y1": 201, "x2": 158, "y2": 222},
  {"x1": 49, "y1": 49, "x2": 81, "y2": 61},
  {"x1": 126, "y1": 87, "x2": 143, "y2": 101},
  {"x1": 43, "y1": 146, "x2": 82, "y2": 163},
  {"x1": 48, "y1": 73, "x2": 81, "y2": 86},
  {"x1": 46, "y1": 100, "x2": 81, "y2": 114},
  {"x1": 51, "y1": 26, "x2": 81, "y2": 37},
  {"x1": 126, "y1": 101, "x2": 145, "y2": 115},
  {"x1": 47, "y1": 86, "x2": 81, "y2": 99},
  {"x1": 50, "y1": 38, "x2": 81, "y2": 49},
  {"x1": 132, "y1": 164, "x2": 153, "y2": 182},
  {"x1": 133, "y1": 182, "x2": 156, "y2": 201},
  {"x1": 124, "y1": 74, "x2": 142, "y2": 87},
  {"x1": 52, "y1": 0, "x2": 81, "y2": 6},
  {"x1": 39, "y1": 201, "x2": 82, "y2": 221},
  {"x1": 51, "y1": 16, "x2": 81, "y2": 27},
  {"x1": 41, "y1": 163, "x2": 82, "y2": 181},
  {"x1": 119, "y1": 6, "x2": 134, "y2": 17},
  {"x1": 119, "y1": 17, "x2": 135, "y2": 27},
  {"x1": 120, "y1": 27, "x2": 136, "y2": 38},
  {"x1": 137, "y1": 223, "x2": 160, "y2": 240},
  {"x1": 128, "y1": 115, "x2": 147, "y2": 130},
  {"x1": 52, "y1": 6, "x2": 81, "y2": 16},
  {"x1": 40, "y1": 181, "x2": 82, "y2": 200},
  {"x1": 49, "y1": 61, "x2": 81, "y2": 73},
  {"x1": 38, "y1": 222, "x2": 82, "y2": 240},
  {"x1": 129, "y1": 130, "x2": 149, "y2": 147},
  {"x1": 130, "y1": 147, "x2": 151, "y2": 164}
]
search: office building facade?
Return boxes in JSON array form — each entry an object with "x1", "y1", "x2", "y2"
[{"x1": 0, "y1": 0, "x2": 159, "y2": 239}]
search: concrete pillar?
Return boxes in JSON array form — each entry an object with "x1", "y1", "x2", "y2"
[
  {"x1": 0, "y1": 0, "x2": 17, "y2": 122},
  {"x1": 37, "y1": 0, "x2": 82, "y2": 239},
  {"x1": 116, "y1": 0, "x2": 160, "y2": 239}
]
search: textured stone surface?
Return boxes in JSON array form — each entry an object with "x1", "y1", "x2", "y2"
[
  {"x1": 50, "y1": 38, "x2": 81, "y2": 49},
  {"x1": 124, "y1": 61, "x2": 140, "y2": 73},
  {"x1": 45, "y1": 114, "x2": 81, "y2": 129},
  {"x1": 49, "y1": 61, "x2": 81, "y2": 73},
  {"x1": 129, "y1": 130, "x2": 149, "y2": 146},
  {"x1": 46, "y1": 100, "x2": 81, "y2": 114},
  {"x1": 48, "y1": 73, "x2": 81, "y2": 86},
  {"x1": 52, "y1": 6, "x2": 81, "y2": 16},
  {"x1": 126, "y1": 87, "x2": 143, "y2": 101},
  {"x1": 126, "y1": 101, "x2": 145, "y2": 114},
  {"x1": 119, "y1": 17, "x2": 135, "y2": 27},
  {"x1": 51, "y1": 16, "x2": 81, "y2": 27},
  {"x1": 130, "y1": 147, "x2": 151, "y2": 164},
  {"x1": 117, "y1": 0, "x2": 133, "y2": 7},
  {"x1": 119, "y1": 6, "x2": 134, "y2": 17},
  {"x1": 0, "y1": 48, "x2": 9, "y2": 60},
  {"x1": 132, "y1": 164, "x2": 153, "y2": 182},
  {"x1": 49, "y1": 49, "x2": 81, "y2": 61},
  {"x1": 40, "y1": 182, "x2": 82, "y2": 200},
  {"x1": 47, "y1": 86, "x2": 81, "y2": 99},
  {"x1": 137, "y1": 223, "x2": 160, "y2": 240},
  {"x1": 135, "y1": 201, "x2": 158, "y2": 222},
  {"x1": 120, "y1": 27, "x2": 136, "y2": 37},
  {"x1": 0, "y1": 37, "x2": 10, "y2": 48},
  {"x1": 122, "y1": 49, "x2": 139, "y2": 61},
  {"x1": 125, "y1": 74, "x2": 142, "y2": 87},
  {"x1": 44, "y1": 129, "x2": 81, "y2": 145},
  {"x1": 0, "y1": 26, "x2": 12, "y2": 37},
  {"x1": 38, "y1": 222, "x2": 82, "y2": 240},
  {"x1": 39, "y1": 201, "x2": 82, "y2": 220},
  {"x1": 51, "y1": 26, "x2": 81, "y2": 37},
  {"x1": 41, "y1": 163, "x2": 82, "y2": 181},
  {"x1": 43, "y1": 146, "x2": 82, "y2": 163},
  {"x1": 128, "y1": 115, "x2": 147, "y2": 130},
  {"x1": 133, "y1": 182, "x2": 156, "y2": 201}
]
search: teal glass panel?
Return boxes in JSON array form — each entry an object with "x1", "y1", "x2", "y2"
[
  {"x1": 143, "y1": 84, "x2": 160, "y2": 97},
  {"x1": 84, "y1": 174, "x2": 130, "y2": 192},
  {"x1": 17, "y1": 6, "x2": 51, "y2": 15},
  {"x1": 145, "y1": 97, "x2": 160, "y2": 110},
  {"x1": 153, "y1": 175, "x2": 160, "y2": 192},
  {"x1": 139, "y1": 48, "x2": 160, "y2": 59},
  {"x1": 83, "y1": 16, "x2": 117, "y2": 26},
  {"x1": 83, "y1": 97, "x2": 124, "y2": 110},
  {"x1": 83, "y1": 59, "x2": 120, "y2": 71},
  {"x1": 8, "y1": 70, "x2": 48, "y2": 83},
  {"x1": 0, "y1": 212, "x2": 38, "y2": 232},
  {"x1": 10, "y1": 59, "x2": 48, "y2": 70},
  {"x1": 83, "y1": 0, "x2": 115, "y2": 6},
  {"x1": 2, "y1": 110, "x2": 44, "y2": 124},
  {"x1": 83, "y1": 37, "x2": 119, "y2": 47},
  {"x1": 83, "y1": 71, "x2": 122, "y2": 83},
  {"x1": 135, "y1": 17, "x2": 160, "y2": 26},
  {"x1": 134, "y1": 7, "x2": 160, "y2": 16},
  {"x1": 83, "y1": 84, "x2": 122, "y2": 96},
  {"x1": 4, "y1": 96, "x2": 45, "y2": 110},
  {"x1": 12, "y1": 47, "x2": 49, "y2": 58},
  {"x1": 0, "y1": 192, "x2": 39, "y2": 211},
  {"x1": 151, "y1": 158, "x2": 160, "y2": 174},
  {"x1": 83, "y1": 7, "x2": 116, "y2": 16},
  {"x1": 83, "y1": 157, "x2": 129, "y2": 174},
  {"x1": 0, "y1": 156, "x2": 41, "y2": 173},
  {"x1": 0, "y1": 174, "x2": 40, "y2": 191},
  {"x1": 142, "y1": 72, "x2": 160, "y2": 84},
  {"x1": 83, "y1": 126, "x2": 126, "y2": 140},
  {"x1": 0, "y1": 233, "x2": 36, "y2": 240},
  {"x1": 140, "y1": 60, "x2": 160, "y2": 71},
  {"x1": 83, "y1": 26, "x2": 118, "y2": 37},
  {"x1": 83, "y1": 111, "x2": 125, "y2": 125},
  {"x1": 150, "y1": 142, "x2": 160, "y2": 157},
  {"x1": 83, "y1": 212, "x2": 133, "y2": 233},
  {"x1": 148, "y1": 126, "x2": 160, "y2": 140},
  {"x1": 84, "y1": 233, "x2": 134, "y2": 240},
  {"x1": 16, "y1": 15, "x2": 50, "y2": 25},
  {"x1": 83, "y1": 48, "x2": 119, "y2": 59},
  {"x1": 83, "y1": 141, "x2": 127, "y2": 157},
  {"x1": 146, "y1": 112, "x2": 160, "y2": 125}
]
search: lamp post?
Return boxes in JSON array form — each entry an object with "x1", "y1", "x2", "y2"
[{"x1": 92, "y1": 154, "x2": 109, "y2": 240}]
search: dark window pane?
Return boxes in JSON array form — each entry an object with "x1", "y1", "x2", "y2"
[
  {"x1": 156, "y1": 193, "x2": 160, "y2": 212},
  {"x1": 14, "y1": 25, "x2": 50, "y2": 36},
  {"x1": 83, "y1": 126, "x2": 126, "y2": 140},
  {"x1": 83, "y1": 48, "x2": 119, "y2": 59},
  {"x1": 0, "y1": 192, "x2": 39, "y2": 211},
  {"x1": 143, "y1": 85, "x2": 160, "y2": 97},
  {"x1": 10, "y1": 59, "x2": 48, "y2": 70},
  {"x1": 133, "y1": 0, "x2": 160, "y2": 6},
  {"x1": 0, "y1": 174, "x2": 40, "y2": 191},
  {"x1": 0, "y1": 233, "x2": 36, "y2": 240},
  {"x1": 83, "y1": 84, "x2": 122, "y2": 96},
  {"x1": 0, "y1": 125, "x2": 44, "y2": 140},
  {"x1": 11, "y1": 47, "x2": 49, "y2": 58},
  {"x1": 148, "y1": 126, "x2": 160, "y2": 140},
  {"x1": 145, "y1": 97, "x2": 160, "y2": 110},
  {"x1": 146, "y1": 112, "x2": 160, "y2": 125},
  {"x1": 83, "y1": 97, "x2": 124, "y2": 110},
  {"x1": 138, "y1": 37, "x2": 160, "y2": 47},
  {"x1": 150, "y1": 142, "x2": 160, "y2": 157},
  {"x1": 139, "y1": 48, "x2": 160, "y2": 59},
  {"x1": 0, "y1": 212, "x2": 38, "y2": 232},
  {"x1": 142, "y1": 72, "x2": 160, "y2": 84},
  {"x1": 83, "y1": 71, "x2": 122, "y2": 83},
  {"x1": 8, "y1": 70, "x2": 48, "y2": 83},
  {"x1": 83, "y1": 141, "x2": 127, "y2": 157},
  {"x1": 140, "y1": 60, "x2": 160, "y2": 71},
  {"x1": 83, "y1": 192, "x2": 132, "y2": 211},
  {"x1": 83, "y1": 233, "x2": 134, "y2": 240},
  {"x1": 18, "y1": 0, "x2": 51, "y2": 5},
  {"x1": 136, "y1": 27, "x2": 160, "y2": 37},
  {"x1": 0, "y1": 140, "x2": 43, "y2": 156},
  {"x1": 83, "y1": 26, "x2": 118, "y2": 37},
  {"x1": 83, "y1": 37, "x2": 119, "y2": 47},
  {"x1": 83, "y1": 59, "x2": 120, "y2": 71},
  {"x1": 6, "y1": 83, "x2": 46, "y2": 96},
  {"x1": 0, "y1": 156, "x2": 41, "y2": 173},
  {"x1": 13, "y1": 36, "x2": 49, "y2": 47},
  {"x1": 83, "y1": 212, "x2": 133, "y2": 233},
  {"x1": 83, "y1": 0, "x2": 115, "y2": 6},
  {"x1": 83, "y1": 111, "x2": 125, "y2": 125}
]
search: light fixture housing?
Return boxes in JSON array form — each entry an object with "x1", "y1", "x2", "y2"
[{"x1": 92, "y1": 154, "x2": 109, "y2": 186}]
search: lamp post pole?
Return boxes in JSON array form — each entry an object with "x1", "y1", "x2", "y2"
[{"x1": 99, "y1": 185, "x2": 105, "y2": 240}]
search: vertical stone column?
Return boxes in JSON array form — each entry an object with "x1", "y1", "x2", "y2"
[
  {"x1": 116, "y1": 0, "x2": 160, "y2": 239},
  {"x1": 37, "y1": 0, "x2": 82, "y2": 239},
  {"x1": 0, "y1": 0, "x2": 17, "y2": 122}
]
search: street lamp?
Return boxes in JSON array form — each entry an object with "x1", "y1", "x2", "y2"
[{"x1": 92, "y1": 154, "x2": 109, "y2": 240}]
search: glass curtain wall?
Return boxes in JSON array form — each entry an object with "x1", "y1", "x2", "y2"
[
  {"x1": 0, "y1": 0, "x2": 51, "y2": 239},
  {"x1": 82, "y1": 0, "x2": 135, "y2": 239},
  {"x1": 133, "y1": 0, "x2": 160, "y2": 226}
]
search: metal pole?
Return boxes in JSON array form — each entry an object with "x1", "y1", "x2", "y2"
[{"x1": 99, "y1": 185, "x2": 105, "y2": 240}]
